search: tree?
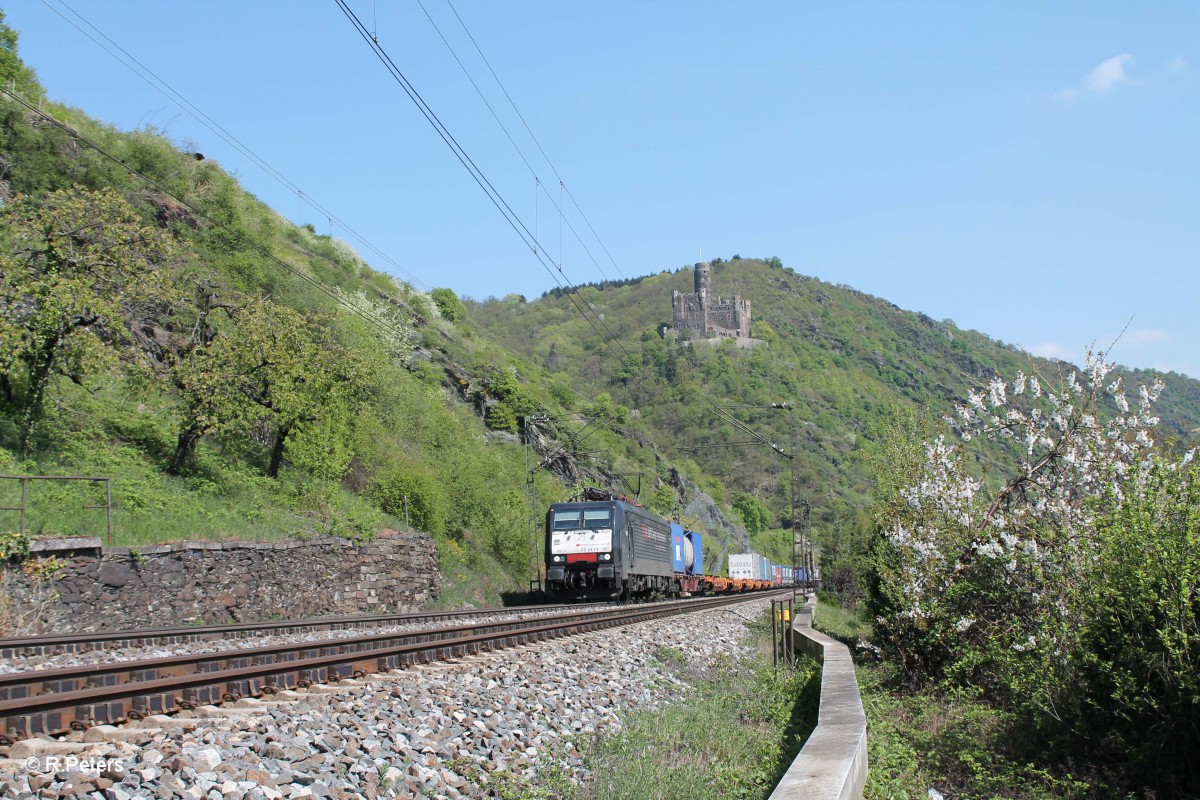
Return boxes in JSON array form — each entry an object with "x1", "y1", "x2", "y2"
[
  {"x1": 170, "y1": 297, "x2": 371, "y2": 476},
  {"x1": 648, "y1": 484, "x2": 677, "y2": 517},
  {"x1": 869, "y1": 353, "x2": 1180, "y2": 721},
  {"x1": 0, "y1": 11, "x2": 44, "y2": 103},
  {"x1": 0, "y1": 187, "x2": 177, "y2": 450},
  {"x1": 430, "y1": 287, "x2": 466, "y2": 322},
  {"x1": 733, "y1": 492, "x2": 772, "y2": 535}
]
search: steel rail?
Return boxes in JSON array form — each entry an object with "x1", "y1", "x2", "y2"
[
  {"x1": 0, "y1": 600, "x2": 720, "y2": 693},
  {"x1": 0, "y1": 592, "x2": 786, "y2": 744},
  {"x1": 0, "y1": 602, "x2": 597, "y2": 658}
]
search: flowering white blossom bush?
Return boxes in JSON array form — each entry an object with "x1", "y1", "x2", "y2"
[
  {"x1": 331, "y1": 287, "x2": 416, "y2": 362},
  {"x1": 869, "y1": 351, "x2": 1200, "y2": 792},
  {"x1": 872, "y1": 351, "x2": 1184, "y2": 697}
]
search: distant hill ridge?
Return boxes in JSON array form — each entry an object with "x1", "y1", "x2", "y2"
[
  {"x1": 1, "y1": 12, "x2": 1196, "y2": 581},
  {"x1": 470, "y1": 256, "x2": 1200, "y2": 525}
]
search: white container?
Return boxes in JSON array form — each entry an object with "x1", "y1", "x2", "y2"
[{"x1": 728, "y1": 553, "x2": 755, "y2": 579}]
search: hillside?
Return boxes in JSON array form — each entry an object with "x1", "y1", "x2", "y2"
[
  {"x1": 4, "y1": 8, "x2": 1199, "y2": 596},
  {"x1": 0, "y1": 14, "x2": 761, "y2": 599},
  {"x1": 471, "y1": 258, "x2": 1200, "y2": 538}
]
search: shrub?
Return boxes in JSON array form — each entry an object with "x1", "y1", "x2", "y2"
[
  {"x1": 368, "y1": 465, "x2": 448, "y2": 537},
  {"x1": 869, "y1": 351, "x2": 1199, "y2": 795},
  {"x1": 485, "y1": 402, "x2": 518, "y2": 434},
  {"x1": 429, "y1": 287, "x2": 466, "y2": 322}
]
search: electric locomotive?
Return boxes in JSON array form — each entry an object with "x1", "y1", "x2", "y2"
[
  {"x1": 545, "y1": 488, "x2": 799, "y2": 601},
  {"x1": 544, "y1": 490, "x2": 673, "y2": 600}
]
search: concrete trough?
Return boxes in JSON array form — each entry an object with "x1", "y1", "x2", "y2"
[{"x1": 769, "y1": 595, "x2": 868, "y2": 800}]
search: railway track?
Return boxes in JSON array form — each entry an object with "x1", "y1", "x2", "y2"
[
  {"x1": 0, "y1": 591, "x2": 787, "y2": 746},
  {"x1": 0, "y1": 602, "x2": 598, "y2": 659}
]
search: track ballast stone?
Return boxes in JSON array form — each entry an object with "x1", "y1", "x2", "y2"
[
  {"x1": 0, "y1": 597, "x2": 774, "y2": 799},
  {"x1": 0, "y1": 604, "x2": 637, "y2": 674}
]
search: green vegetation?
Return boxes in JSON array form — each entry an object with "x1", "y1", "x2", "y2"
[
  {"x1": 473, "y1": 259, "x2": 1200, "y2": 548},
  {"x1": 3, "y1": 15, "x2": 1199, "y2": 795},
  {"x1": 812, "y1": 600, "x2": 1089, "y2": 798},
  {"x1": 813, "y1": 595, "x2": 871, "y2": 646},
  {"x1": 0, "y1": 27, "x2": 573, "y2": 586},
  {"x1": 580, "y1": 612, "x2": 820, "y2": 800},
  {"x1": 857, "y1": 663, "x2": 1094, "y2": 800},
  {"x1": 817, "y1": 359, "x2": 1200, "y2": 798},
  {"x1": 445, "y1": 757, "x2": 577, "y2": 800}
]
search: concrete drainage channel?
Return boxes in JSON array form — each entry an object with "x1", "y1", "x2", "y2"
[{"x1": 768, "y1": 596, "x2": 868, "y2": 800}]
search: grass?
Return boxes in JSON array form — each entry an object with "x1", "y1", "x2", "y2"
[
  {"x1": 810, "y1": 597, "x2": 1098, "y2": 800},
  {"x1": 577, "y1": 608, "x2": 821, "y2": 800},
  {"x1": 0, "y1": 381, "x2": 398, "y2": 546},
  {"x1": 446, "y1": 758, "x2": 578, "y2": 800},
  {"x1": 813, "y1": 595, "x2": 873, "y2": 645},
  {"x1": 377, "y1": 610, "x2": 822, "y2": 800},
  {"x1": 857, "y1": 663, "x2": 1095, "y2": 800},
  {"x1": 422, "y1": 539, "x2": 527, "y2": 610}
]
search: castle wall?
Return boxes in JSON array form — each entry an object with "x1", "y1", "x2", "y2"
[{"x1": 673, "y1": 263, "x2": 752, "y2": 340}]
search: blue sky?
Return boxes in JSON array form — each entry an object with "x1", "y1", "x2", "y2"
[{"x1": 7, "y1": 1, "x2": 1199, "y2": 378}]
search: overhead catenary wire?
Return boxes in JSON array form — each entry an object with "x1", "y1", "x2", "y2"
[
  {"x1": 335, "y1": 0, "x2": 627, "y2": 359},
  {"x1": 6, "y1": 88, "x2": 573, "y2": 382},
  {"x1": 0, "y1": 87, "x2": 426, "y2": 349},
  {"x1": 334, "y1": 0, "x2": 630, "y2": 361},
  {"x1": 414, "y1": 0, "x2": 619, "y2": 284},
  {"x1": 530, "y1": 411, "x2": 615, "y2": 475},
  {"x1": 45, "y1": 0, "x2": 632, "y2": 363},
  {"x1": 442, "y1": 0, "x2": 627, "y2": 281},
  {"x1": 39, "y1": 0, "x2": 431, "y2": 294},
  {"x1": 29, "y1": 0, "x2": 586, "y2": 376}
]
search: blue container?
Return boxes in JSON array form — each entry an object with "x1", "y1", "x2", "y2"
[
  {"x1": 684, "y1": 529, "x2": 702, "y2": 576},
  {"x1": 670, "y1": 522, "x2": 687, "y2": 573}
]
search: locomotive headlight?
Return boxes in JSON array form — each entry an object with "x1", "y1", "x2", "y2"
[
  {"x1": 553, "y1": 555, "x2": 564, "y2": 563},
  {"x1": 601, "y1": 553, "x2": 610, "y2": 561}
]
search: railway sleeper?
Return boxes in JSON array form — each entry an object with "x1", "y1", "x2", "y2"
[
  {"x1": 180, "y1": 684, "x2": 222, "y2": 707},
  {"x1": 0, "y1": 685, "x2": 29, "y2": 702},
  {"x1": 1, "y1": 594, "x2": 771, "y2": 746},
  {"x1": 4, "y1": 710, "x2": 62, "y2": 739}
]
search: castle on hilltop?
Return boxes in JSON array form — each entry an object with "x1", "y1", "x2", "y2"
[{"x1": 671, "y1": 262, "x2": 752, "y2": 340}]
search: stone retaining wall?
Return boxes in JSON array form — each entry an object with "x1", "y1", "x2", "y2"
[
  {"x1": 0, "y1": 529, "x2": 440, "y2": 634},
  {"x1": 769, "y1": 596, "x2": 868, "y2": 800}
]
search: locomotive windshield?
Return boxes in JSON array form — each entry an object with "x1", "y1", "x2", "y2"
[
  {"x1": 582, "y1": 508, "x2": 612, "y2": 529},
  {"x1": 551, "y1": 510, "x2": 581, "y2": 530},
  {"x1": 550, "y1": 506, "x2": 614, "y2": 531}
]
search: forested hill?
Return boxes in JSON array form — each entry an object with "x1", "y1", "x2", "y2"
[
  {"x1": 0, "y1": 13, "x2": 756, "y2": 587},
  {"x1": 470, "y1": 257, "x2": 1200, "y2": 524},
  {"x1": 3, "y1": 7, "x2": 1198, "y2": 588}
]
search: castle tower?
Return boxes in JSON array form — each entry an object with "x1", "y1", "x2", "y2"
[
  {"x1": 694, "y1": 261, "x2": 712, "y2": 304},
  {"x1": 671, "y1": 260, "x2": 751, "y2": 341}
]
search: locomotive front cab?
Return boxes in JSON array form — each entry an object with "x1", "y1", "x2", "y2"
[{"x1": 545, "y1": 502, "x2": 622, "y2": 598}]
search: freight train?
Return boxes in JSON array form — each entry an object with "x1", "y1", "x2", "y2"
[{"x1": 544, "y1": 489, "x2": 799, "y2": 601}]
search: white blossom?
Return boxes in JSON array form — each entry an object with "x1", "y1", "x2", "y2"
[{"x1": 988, "y1": 377, "x2": 1007, "y2": 408}]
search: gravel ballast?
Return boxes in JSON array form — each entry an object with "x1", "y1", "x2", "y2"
[
  {"x1": 0, "y1": 603, "x2": 639, "y2": 675},
  {"x1": 0, "y1": 597, "x2": 774, "y2": 799}
]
